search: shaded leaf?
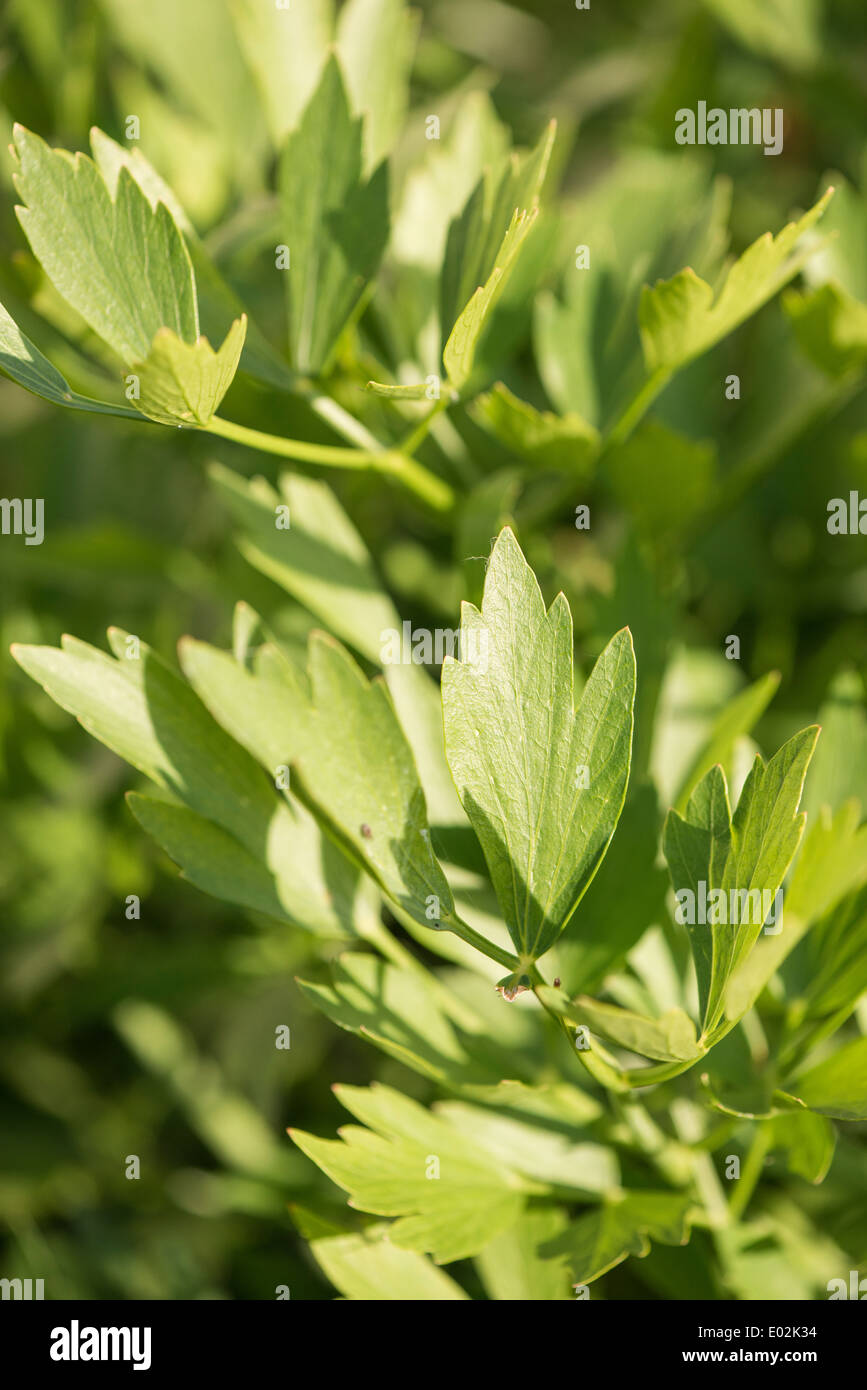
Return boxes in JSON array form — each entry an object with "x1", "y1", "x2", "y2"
[
  {"x1": 230, "y1": 0, "x2": 332, "y2": 145},
  {"x1": 781, "y1": 1036, "x2": 867, "y2": 1120},
  {"x1": 472, "y1": 381, "x2": 598, "y2": 474},
  {"x1": 278, "y1": 55, "x2": 389, "y2": 373},
  {"x1": 606, "y1": 420, "x2": 716, "y2": 540},
  {"x1": 11, "y1": 630, "x2": 358, "y2": 934},
  {"x1": 127, "y1": 792, "x2": 358, "y2": 936},
  {"x1": 0, "y1": 297, "x2": 141, "y2": 418},
  {"x1": 784, "y1": 282, "x2": 867, "y2": 377},
  {"x1": 292, "y1": 632, "x2": 455, "y2": 931},
  {"x1": 541, "y1": 1191, "x2": 695, "y2": 1285},
  {"x1": 297, "y1": 952, "x2": 511, "y2": 1088},
  {"x1": 208, "y1": 461, "x2": 462, "y2": 822},
  {"x1": 475, "y1": 1208, "x2": 573, "y2": 1300},
  {"x1": 539, "y1": 988, "x2": 701, "y2": 1064},
  {"x1": 443, "y1": 208, "x2": 539, "y2": 391},
  {"x1": 664, "y1": 727, "x2": 817, "y2": 1034}
]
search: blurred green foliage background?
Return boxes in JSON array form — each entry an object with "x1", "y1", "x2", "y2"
[{"x1": 1, "y1": 0, "x2": 866, "y2": 1299}]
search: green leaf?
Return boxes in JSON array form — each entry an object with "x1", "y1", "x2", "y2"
[
  {"x1": 784, "y1": 282, "x2": 867, "y2": 377},
  {"x1": 297, "y1": 952, "x2": 510, "y2": 1087},
  {"x1": 701, "y1": 1071, "x2": 782, "y2": 1119},
  {"x1": 309, "y1": 1225, "x2": 469, "y2": 1300},
  {"x1": 292, "y1": 632, "x2": 455, "y2": 931},
  {"x1": 440, "y1": 122, "x2": 554, "y2": 346},
  {"x1": 439, "y1": 122, "x2": 555, "y2": 390},
  {"x1": 702, "y1": 0, "x2": 822, "y2": 70},
  {"x1": 290, "y1": 1083, "x2": 533, "y2": 1263},
  {"x1": 434, "y1": 1101, "x2": 619, "y2": 1195},
  {"x1": 208, "y1": 463, "x2": 395, "y2": 664},
  {"x1": 475, "y1": 1208, "x2": 573, "y2": 1300},
  {"x1": 278, "y1": 55, "x2": 389, "y2": 373},
  {"x1": 663, "y1": 726, "x2": 818, "y2": 1034},
  {"x1": 89, "y1": 126, "x2": 294, "y2": 391},
  {"x1": 726, "y1": 798, "x2": 867, "y2": 1019},
  {"x1": 443, "y1": 208, "x2": 539, "y2": 391},
  {"x1": 547, "y1": 784, "x2": 670, "y2": 996},
  {"x1": 10, "y1": 630, "x2": 359, "y2": 935},
  {"x1": 533, "y1": 152, "x2": 728, "y2": 430},
  {"x1": 207, "y1": 462, "x2": 462, "y2": 823},
  {"x1": 365, "y1": 379, "x2": 431, "y2": 400},
  {"x1": 673, "y1": 670, "x2": 781, "y2": 813},
  {"x1": 640, "y1": 190, "x2": 833, "y2": 376},
  {"x1": 539, "y1": 988, "x2": 701, "y2": 1064},
  {"x1": 606, "y1": 420, "x2": 716, "y2": 540},
  {"x1": 336, "y1": 0, "x2": 418, "y2": 171},
  {"x1": 126, "y1": 791, "x2": 358, "y2": 934},
  {"x1": 442, "y1": 528, "x2": 635, "y2": 962},
  {"x1": 0, "y1": 297, "x2": 141, "y2": 418},
  {"x1": 764, "y1": 1111, "x2": 835, "y2": 1184},
  {"x1": 230, "y1": 0, "x2": 332, "y2": 146},
  {"x1": 391, "y1": 91, "x2": 508, "y2": 308},
  {"x1": 13, "y1": 125, "x2": 198, "y2": 364},
  {"x1": 781, "y1": 1036, "x2": 867, "y2": 1120},
  {"x1": 541, "y1": 1191, "x2": 695, "y2": 1286},
  {"x1": 178, "y1": 636, "x2": 310, "y2": 775},
  {"x1": 472, "y1": 381, "x2": 598, "y2": 475},
  {"x1": 789, "y1": 879, "x2": 867, "y2": 1023},
  {"x1": 132, "y1": 316, "x2": 246, "y2": 425}
]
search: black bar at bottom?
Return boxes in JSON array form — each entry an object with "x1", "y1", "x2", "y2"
[{"x1": 0, "y1": 1296, "x2": 860, "y2": 1376}]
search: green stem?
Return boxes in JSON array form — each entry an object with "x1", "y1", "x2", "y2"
[
  {"x1": 398, "y1": 393, "x2": 451, "y2": 456},
  {"x1": 605, "y1": 368, "x2": 672, "y2": 448},
  {"x1": 440, "y1": 911, "x2": 522, "y2": 972},
  {"x1": 302, "y1": 387, "x2": 386, "y2": 453},
  {"x1": 206, "y1": 415, "x2": 455, "y2": 513},
  {"x1": 670, "y1": 1097, "x2": 731, "y2": 1229},
  {"x1": 728, "y1": 1123, "x2": 771, "y2": 1221},
  {"x1": 622, "y1": 1052, "x2": 708, "y2": 1089}
]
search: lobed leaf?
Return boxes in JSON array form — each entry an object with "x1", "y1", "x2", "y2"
[
  {"x1": 278, "y1": 55, "x2": 389, "y2": 374},
  {"x1": 132, "y1": 316, "x2": 246, "y2": 425},
  {"x1": 442, "y1": 528, "x2": 635, "y2": 962},
  {"x1": 10, "y1": 631, "x2": 359, "y2": 935},
  {"x1": 664, "y1": 727, "x2": 818, "y2": 1034},
  {"x1": 292, "y1": 632, "x2": 454, "y2": 931},
  {"x1": 290, "y1": 1082, "x2": 533, "y2": 1264},
  {"x1": 640, "y1": 190, "x2": 833, "y2": 376},
  {"x1": 13, "y1": 125, "x2": 198, "y2": 364},
  {"x1": 540, "y1": 1191, "x2": 696, "y2": 1286}
]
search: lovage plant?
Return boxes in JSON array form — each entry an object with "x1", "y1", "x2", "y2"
[
  {"x1": 13, "y1": 514, "x2": 867, "y2": 1299},
  {"x1": 4, "y1": 0, "x2": 867, "y2": 1305}
]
